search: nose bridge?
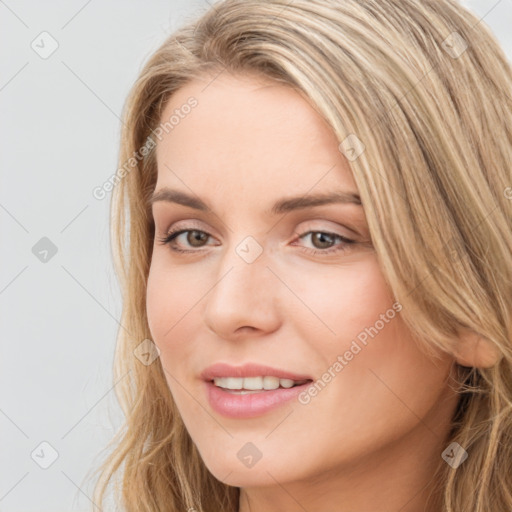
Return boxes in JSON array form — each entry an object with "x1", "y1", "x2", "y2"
[{"x1": 203, "y1": 235, "x2": 280, "y2": 337}]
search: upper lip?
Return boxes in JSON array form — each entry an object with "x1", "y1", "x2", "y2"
[{"x1": 200, "y1": 363, "x2": 313, "y2": 382}]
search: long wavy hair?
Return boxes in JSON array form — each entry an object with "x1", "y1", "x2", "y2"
[{"x1": 87, "y1": 0, "x2": 512, "y2": 510}]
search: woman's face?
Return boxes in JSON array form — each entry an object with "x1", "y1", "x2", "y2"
[{"x1": 147, "y1": 72, "x2": 458, "y2": 498}]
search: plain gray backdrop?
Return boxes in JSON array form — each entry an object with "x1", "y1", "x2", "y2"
[{"x1": 1, "y1": 1, "x2": 511, "y2": 511}]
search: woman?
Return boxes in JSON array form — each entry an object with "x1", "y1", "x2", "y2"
[{"x1": 90, "y1": 0, "x2": 512, "y2": 510}]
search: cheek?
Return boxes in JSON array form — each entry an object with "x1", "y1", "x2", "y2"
[
  {"x1": 290, "y1": 257, "x2": 451, "y2": 435},
  {"x1": 145, "y1": 257, "x2": 201, "y2": 363},
  {"x1": 146, "y1": 250, "x2": 206, "y2": 328},
  {"x1": 287, "y1": 256, "x2": 397, "y2": 343},
  {"x1": 146, "y1": 261, "x2": 173, "y2": 343}
]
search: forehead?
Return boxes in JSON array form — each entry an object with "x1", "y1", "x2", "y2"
[{"x1": 154, "y1": 72, "x2": 358, "y2": 197}]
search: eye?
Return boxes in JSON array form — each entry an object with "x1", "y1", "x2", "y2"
[
  {"x1": 156, "y1": 228, "x2": 214, "y2": 253},
  {"x1": 292, "y1": 230, "x2": 356, "y2": 255},
  {"x1": 156, "y1": 227, "x2": 356, "y2": 256}
]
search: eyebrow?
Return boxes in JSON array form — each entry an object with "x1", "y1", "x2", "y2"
[{"x1": 148, "y1": 187, "x2": 362, "y2": 215}]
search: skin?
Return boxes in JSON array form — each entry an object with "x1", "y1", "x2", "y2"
[{"x1": 146, "y1": 72, "x2": 463, "y2": 512}]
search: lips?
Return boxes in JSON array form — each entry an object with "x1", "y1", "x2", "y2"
[
  {"x1": 204, "y1": 380, "x2": 313, "y2": 418},
  {"x1": 200, "y1": 362, "x2": 314, "y2": 382}
]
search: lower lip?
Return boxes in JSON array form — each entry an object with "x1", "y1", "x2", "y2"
[{"x1": 204, "y1": 380, "x2": 312, "y2": 418}]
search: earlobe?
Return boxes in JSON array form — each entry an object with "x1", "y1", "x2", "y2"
[{"x1": 452, "y1": 329, "x2": 502, "y2": 368}]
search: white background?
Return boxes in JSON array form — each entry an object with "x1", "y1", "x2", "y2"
[{"x1": 1, "y1": 1, "x2": 511, "y2": 511}]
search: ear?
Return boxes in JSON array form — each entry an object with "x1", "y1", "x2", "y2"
[{"x1": 452, "y1": 329, "x2": 502, "y2": 368}]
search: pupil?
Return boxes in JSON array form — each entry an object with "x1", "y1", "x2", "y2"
[
  {"x1": 188, "y1": 230, "x2": 207, "y2": 247},
  {"x1": 313, "y1": 232, "x2": 333, "y2": 249}
]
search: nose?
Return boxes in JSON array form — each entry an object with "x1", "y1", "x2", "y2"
[{"x1": 203, "y1": 240, "x2": 281, "y2": 340}]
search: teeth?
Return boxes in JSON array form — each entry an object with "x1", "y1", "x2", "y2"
[{"x1": 212, "y1": 376, "x2": 307, "y2": 390}]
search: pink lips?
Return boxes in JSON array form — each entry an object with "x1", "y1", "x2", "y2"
[
  {"x1": 200, "y1": 362, "x2": 313, "y2": 382},
  {"x1": 200, "y1": 362, "x2": 314, "y2": 419}
]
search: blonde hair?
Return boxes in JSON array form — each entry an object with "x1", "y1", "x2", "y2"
[{"x1": 88, "y1": 1, "x2": 512, "y2": 510}]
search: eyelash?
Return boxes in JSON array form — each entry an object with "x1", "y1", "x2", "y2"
[{"x1": 156, "y1": 227, "x2": 355, "y2": 256}]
